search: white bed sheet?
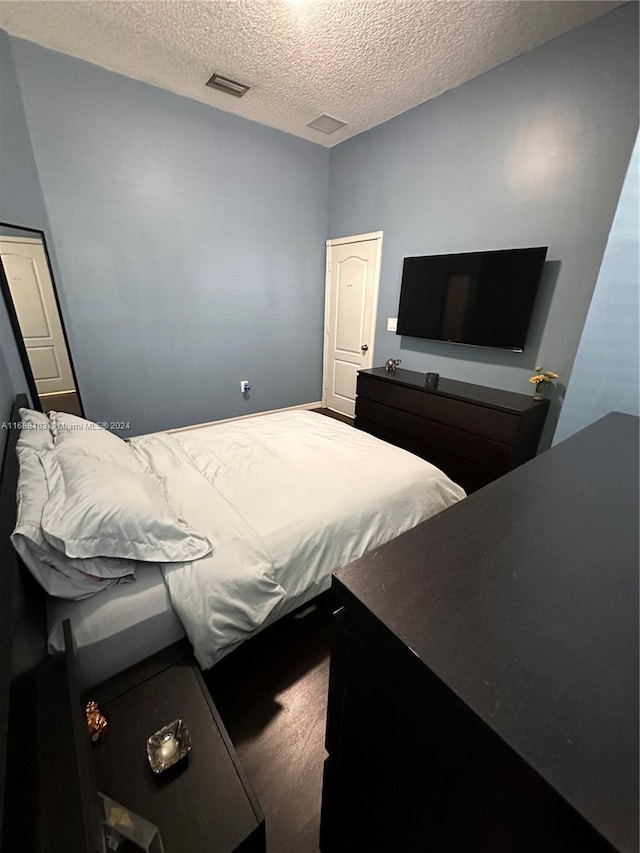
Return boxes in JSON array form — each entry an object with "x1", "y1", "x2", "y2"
[
  {"x1": 47, "y1": 565, "x2": 185, "y2": 688},
  {"x1": 47, "y1": 410, "x2": 465, "y2": 683}
]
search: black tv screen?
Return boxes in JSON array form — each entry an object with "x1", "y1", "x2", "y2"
[{"x1": 396, "y1": 247, "x2": 548, "y2": 352}]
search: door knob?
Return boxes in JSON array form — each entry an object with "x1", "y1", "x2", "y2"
[{"x1": 361, "y1": 344, "x2": 369, "y2": 352}]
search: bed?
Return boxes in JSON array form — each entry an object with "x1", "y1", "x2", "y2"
[{"x1": 12, "y1": 402, "x2": 465, "y2": 687}]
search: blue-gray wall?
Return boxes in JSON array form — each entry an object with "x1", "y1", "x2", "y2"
[
  {"x1": 554, "y1": 134, "x2": 639, "y2": 443},
  {"x1": 5, "y1": 36, "x2": 330, "y2": 435},
  {"x1": 0, "y1": 32, "x2": 48, "y2": 230},
  {"x1": 328, "y1": 2, "x2": 639, "y2": 447}
]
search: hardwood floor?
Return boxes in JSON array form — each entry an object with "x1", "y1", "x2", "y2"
[
  {"x1": 205, "y1": 599, "x2": 333, "y2": 853},
  {"x1": 40, "y1": 390, "x2": 83, "y2": 416},
  {"x1": 311, "y1": 407, "x2": 354, "y2": 426}
]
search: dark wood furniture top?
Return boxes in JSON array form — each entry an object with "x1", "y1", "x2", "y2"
[
  {"x1": 89, "y1": 642, "x2": 265, "y2": 853},
  {"x1": 359, "y1": 366, "x2": 545, "y2": 413},
  {"x1": 355, "y1": 366, "x2": 549, "y2": 492},
  {"x1": 324, "y1": 412, "x2": 639, "y2": 852}
]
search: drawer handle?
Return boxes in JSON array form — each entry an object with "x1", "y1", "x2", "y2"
[{"x1": 334, "y1": 606, "x2": 350, "y2": 634}]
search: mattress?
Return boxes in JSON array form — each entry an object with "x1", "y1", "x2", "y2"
[
  {"x1": 47, "y1": 557, "x2": 329, "y2": 690},
  {"x1": 47, "y1": 565, "x2": 185, "y2": 688}
]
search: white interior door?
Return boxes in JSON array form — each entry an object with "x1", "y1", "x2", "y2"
[
  {"x1": 0, "y1": 237, "x2": 75, "y2": 395},
  {"x1": 324, "y1": 232, "x2": 382, "y2": 417}
]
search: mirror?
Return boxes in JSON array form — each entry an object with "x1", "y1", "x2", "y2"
[{"x1": 0, "y1": 222, "x2": 84, "y2": 416}]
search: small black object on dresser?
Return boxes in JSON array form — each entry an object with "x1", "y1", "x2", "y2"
[
  {"x1": 320, "y1": 413, "x2": 639, "y2": 853},
  {"x1": 354, "y1": 367, "x2": 549, "y2": 492}
]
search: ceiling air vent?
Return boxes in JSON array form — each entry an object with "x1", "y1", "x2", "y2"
[
  {"x1": 206, "y1": 73, "x2": 250, "y2": 98},
  {"x1": 307, "y1": 114, "x2": 347, "y2": 134}
]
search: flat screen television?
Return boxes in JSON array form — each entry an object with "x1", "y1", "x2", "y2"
[{"x1": 396, "y1": 246, "x2": 548, "y2": 352}]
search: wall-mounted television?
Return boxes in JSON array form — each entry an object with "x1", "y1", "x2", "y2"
[{"x1": 396, "y1": 246, "x2": 548, "y2": 352}]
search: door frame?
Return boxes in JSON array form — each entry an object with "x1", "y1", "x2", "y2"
[
  {"x1": 322, "y1": 231, "x2": 383, "y2": 409},
  {"x1": 0, "y1": 236, "x2": 40, "y2": 245}
]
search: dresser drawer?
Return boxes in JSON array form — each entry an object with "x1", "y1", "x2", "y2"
[
  {"x1": 421, "y1": 395, "x2": 521, "y2": 446},
  {"x1": 356, "y1": 398, "x2": 513, "y2": 473},
  {"x1": 357, "y1": 375, "x2": 522, "y2": 446},
  {"x1": 357, "y1": 373, "x2": 423, "y2": 417},
  {"x1": 356, "y1": 419, "x2": 499, "y2": 493}
]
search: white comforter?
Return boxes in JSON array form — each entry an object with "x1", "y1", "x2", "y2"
[{"x1": 130, "y1": 410, "x2": 465, "y2": 669}]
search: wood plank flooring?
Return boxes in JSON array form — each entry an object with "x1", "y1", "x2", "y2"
[
  {"x1": 310, "y1": 407, "x2": 354, "y2": 426},
  {"x1": 205, "y1": 600, "x2": 333, "y2": 853},
  {"x1": 40, "y1": 390, "x2": 83, "y2": 416}
]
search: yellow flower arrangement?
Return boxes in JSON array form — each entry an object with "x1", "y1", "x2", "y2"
[
  {"x1": 529, "y1": 366, "x2": 559, "y2": 386},
  {"x1": 529, "y1": 366, "x2": 558, "y2": 399}
]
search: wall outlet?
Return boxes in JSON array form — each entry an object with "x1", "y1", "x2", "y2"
[
  {"x1": 387, "y1": 317, "x2": 398, "y2": 332},
  {"x1": 240, "y1": 380, "x2": 250, "y2": 393}
]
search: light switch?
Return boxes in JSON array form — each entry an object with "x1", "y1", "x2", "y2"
[{"x1": 387, "y1": 317, "x2": 398, "y2": 332}]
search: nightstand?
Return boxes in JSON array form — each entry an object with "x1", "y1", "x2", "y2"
[{"x1": 87, "y1": 641, "x2": 265, "y2": 853}]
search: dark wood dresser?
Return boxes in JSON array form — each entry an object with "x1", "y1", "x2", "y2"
[
  {"x1": 355, "y1": 367, "x2": 549, "y2": 492},
  {"x1": 320, "y1": 413, "x2": 639, "y2": 853}
]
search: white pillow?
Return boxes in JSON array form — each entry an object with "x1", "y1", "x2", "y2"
[
  {"x1": 11, "y1": 446, "x2": 137, "y2": 600},
  {"x1": 18, "y1": 407, "x2": 54, "y2": 452},
  {"x1": 48, "y1": 410, "x2": 140, "y2": 471},
  {"x1": 40, "y1": 447, "x2": 212, "y2": 562}
]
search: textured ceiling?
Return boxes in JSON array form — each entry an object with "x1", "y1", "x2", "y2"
[{"x1": 0, "y1": 1, "x2": 623, "y2": 147}]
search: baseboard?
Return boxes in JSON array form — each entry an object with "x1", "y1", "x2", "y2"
[{"x1": 167, "y1": 401, "x2": 324, "y2": 434}]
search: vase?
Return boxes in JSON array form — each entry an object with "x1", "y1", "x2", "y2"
[{"x1": 533, "y1": 383, "x2": 546, "y2": 401}]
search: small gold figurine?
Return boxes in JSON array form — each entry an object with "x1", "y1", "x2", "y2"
[{"x1": 86, "y1": 700, "x2": 108, "y2": 742}]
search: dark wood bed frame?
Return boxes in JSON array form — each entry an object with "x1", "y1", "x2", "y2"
[
  {"x1": 0, "y1": 395, "x2": 102, "y2": 852},
  {"x1": 0, "y1": 394, "x2": 46, "y2": 850}
]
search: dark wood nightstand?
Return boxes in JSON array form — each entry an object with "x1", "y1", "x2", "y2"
[{"x1": 87, "y1": 641, "x2": 265, "y2": 853}]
